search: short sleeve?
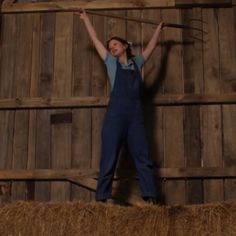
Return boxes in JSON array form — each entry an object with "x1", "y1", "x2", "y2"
[
  {"x1": 103, "y1": 52, "x2": 117, "y2": 90},
  {"x1": 133, "y1": 54, "x2": 145, "y2": 70}
]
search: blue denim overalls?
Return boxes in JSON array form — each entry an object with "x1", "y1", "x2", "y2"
[{"x1": 96, "y1": 59, "x2": 157, "y2": 201}]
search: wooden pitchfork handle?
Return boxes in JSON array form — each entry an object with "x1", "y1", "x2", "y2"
[{"x1": 86, "y1": 10, "x2": 206, "y2": 33}]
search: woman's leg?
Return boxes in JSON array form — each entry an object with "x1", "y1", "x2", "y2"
[
  {"x1": 95, "y1": 115, "x2": 125, "y2": 201},
  {"x1": 127, "y1": 114, "x2": 157, "y2": 199}
]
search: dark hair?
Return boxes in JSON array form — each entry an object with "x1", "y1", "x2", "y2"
[{"x1": 106, "y1": 36, "x2": 134, "y2": 59}]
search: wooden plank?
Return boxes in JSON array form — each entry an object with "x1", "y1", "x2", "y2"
[
  {"x1": 52, "y1": 13, "x2": 73, "y2": 98},
  {"x1": 223, "y1": 105, "x2": 236, "y2": 200},
  {"x1": 34, "y1": 12, "x2": 55, "y2": 202},
  {"x1": 90, "y1": 11, "x2": 107, "y2": 201},
  {"x1": 51, "y1": 121, "x2": 72, "y2": 201},
  {"x1": 2, "y1": 93, "x2": 236, "y2": 109},
  {"x1": 0, "y1": 111, "x2": 14, "y2": 205},
  {"x1": 176, "y1": 0, "x2": 232, "y2": 7},
  {"x1": 218, "y1": 7, "x2": 236, "y2": 201},
  {"x1": 0, "y1": 14, "x2": 16, "y2": 99},
  {"x1": 162, "y1": 9, "x2": 185, "y2": 205},
  {"x1": 1, "y1": 0, "x2": 175, "y2": 14},
  {"x1": 1, "y1": 0, "x2": 233, "y2": 14},
  {"x1": 38, "y1": 13, "x2": 55, "y2": 97},
  {"x1": 1, "y1": 167, "x2": 236, "y2": 179},
  {"x1": 11, "y1": 13, "x2": 34, "y2": 201},
  {"x1": 0, "y1": 169, "x2": 97, "y2": 180},
  {"x1": 35, "y1": 110, "x2": 52, "y2": 202},
  {"x1": 71, "y1": 11, "x2": 92, "y2": 202},
  {"x1": 201, "y1": 8, "x2": 224, "y2": 203},
  {"x1": 0, "y1": 13, "x2": 16, "y2": 205},
  {"x1": 182, "y1": 8, "x2": 204, "y2": 204},
  {"x1": 71, "y1": 110, "x2": 92, "y2": 201},
  {"x1": 26, "y1": 14, "x2": 41, "y2": 200},
  {"x1": 50, "y1": 12, "x2": 73, "y2": 202},
  {"x1": 11, "y1": 111, "x2": 29, "y2": 201}
]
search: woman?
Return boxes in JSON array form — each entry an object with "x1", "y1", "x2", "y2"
[{"x1": 79, "y1": 9, "x2": 164, "y2": 203}]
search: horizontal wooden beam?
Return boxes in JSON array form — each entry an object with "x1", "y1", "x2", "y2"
[
  {"x1": 0, "y1": 97, "x2": 108, "y2": 109},
  {"x1": 1, "y1": 0, "x2": 234, "y2": 14},
  {"x1": 0, "y1": 169, "x2": 98, "y2": 180},
  {"x1": 176, "y1": 0, "x2": 233, "y2": 7},
  {"x1": 1, "y1": 94, "x2": 236, "y2": 110},
  {"x1": 1, "y1": 167, "x2": 236, "y2": 180},
  {"x1": 1, "y1": 0, "x2": 175, "y2": 13}
]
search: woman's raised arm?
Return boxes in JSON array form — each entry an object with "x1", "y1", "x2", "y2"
[
  {"x1": 78, "y1": 9, "x2": 107, "y2": 60},
  {"x1": 142, "y1": 22, "x2": 164, "y2": 61}
]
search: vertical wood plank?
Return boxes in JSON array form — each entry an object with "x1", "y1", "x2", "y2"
[
  {"x1": 12, "y1": 110, "x2": 29, "y2": 200},
  {"x1": 201, "y1": 8, "x2": 224, "y2": 203},
  {"x1": 182, "y1": 8, "x2": 204, "y2": 204},
  {"x1": 0, "y1": 14, "x2": 16, "y2": 98},
  {"x1": 53, "y1": 13, "x2": 73, "y2": 98},
  {"x1": 38, "y1": 13, "x2": 55, "y2": 98},
  {"x1": 26, "y1": 14, "x2": 41, "y2": 200},
  {"x1": 0, "y1": 111, "x2": 14, "y2": 205},
  {"x1": 35, "y1": 110, "x2": 52, "y2": 201},
  {"x1": 106, "y1": 10, "x2": 126, "y2": 42},
  {"x1": 34, "y1": 12, "x2": 55, "y2": 202},
  {"x1": 11, "y1": 13, "x2": 33, "y2": 201},
  {"x1": 71, "y1": 12, "x2": 92, "y2": 202},
  {"x1": 219, "y1": 7, "x2": 236, "y2": 201},
  {"x1": 51, "y1": 120, "x2": 71, "y2": 201},
  {"x1": 91, "y1": 13, "x2": 107, "y2": 200},
  {"x1": 51, "y1": 12, "x2": 73, "y2": 201},
  {"x1": 223, "y1": 105, "x2": 236, "y2": 200},
  {"x1": 0, "y1": 14, "x2": 16, "y2": 204},
  {"x1": 162, "y1": 9, "x2": 185, "y2": 205}
]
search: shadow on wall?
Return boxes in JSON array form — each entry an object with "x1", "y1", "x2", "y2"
[{"x1": 113, "y1": 40, "x2": 193, "y2": 205}]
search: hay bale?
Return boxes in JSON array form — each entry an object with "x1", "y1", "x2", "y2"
[{"x1": 0, "y1": 201, "x2": 236, "y2": 236}]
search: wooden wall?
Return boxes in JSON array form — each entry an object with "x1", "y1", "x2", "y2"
[{"x1": 1, "y1": 3, "x2": 236, "y2": 205}]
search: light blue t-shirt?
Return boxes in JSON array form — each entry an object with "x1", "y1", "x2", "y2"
[{"x1": 104, "y1": 52, "x2": 145, "y2": 90}]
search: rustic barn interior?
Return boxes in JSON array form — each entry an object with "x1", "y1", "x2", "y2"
[{"x1": 0, "y1": 0, "x2": 236, "y2": 234}]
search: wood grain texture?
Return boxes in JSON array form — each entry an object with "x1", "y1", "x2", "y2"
[
  {"x1": 34, "y1": 12, "x2": 55, "y2": 202},
  {"x1": 11, "y1": 13, "x2": 34, "y2": 201},
  {"x1": 51, "y1": 12, "x2": 73, "y2": 201},
  {"x1": 182, "y1": 8, "x2": 204, "y2": 204},
  {"x1": 161, "y1": 8, "x2": 185, "y2": 205},
  {"x1": 1, "y1": 167, "x2": 236, "y2": 179},
  {"x1": 90, "y1": 11, "x2": 107, "y2": 200},
  {"x1": 2, "y1": 0, "x2": 175, "y2": 14},
  {"x1": 219, "y1": 7, "x2": 236, "y2": 201},
  {"x1": 0, "y1": 13, "x2": 16, "y2": 205},
  {"x1": 71, "y1": 12, "x2": 92, "y2": 202},
  {"x1": 201, "y1": 8, "x2": 224, "y2": 203},
  {"x1": 2, "y1": 0, "x2": 233, "y2": 14}
]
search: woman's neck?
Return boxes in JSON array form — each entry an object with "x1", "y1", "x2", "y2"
[{"x1": 118, "y1": 54, "x2": 128, "y2": 65}]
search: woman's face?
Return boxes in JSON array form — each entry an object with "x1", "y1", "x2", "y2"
[{"x1": 108, "y1": 39, "x2": 127, "y2": 57}]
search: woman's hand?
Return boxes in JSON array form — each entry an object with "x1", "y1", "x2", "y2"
[
  {"x1": 157, "y1": 21, "x2": 165, "y2": 31},
  {"x1": 76, "y1": 8, "x2": 88, "y2": 20}
]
